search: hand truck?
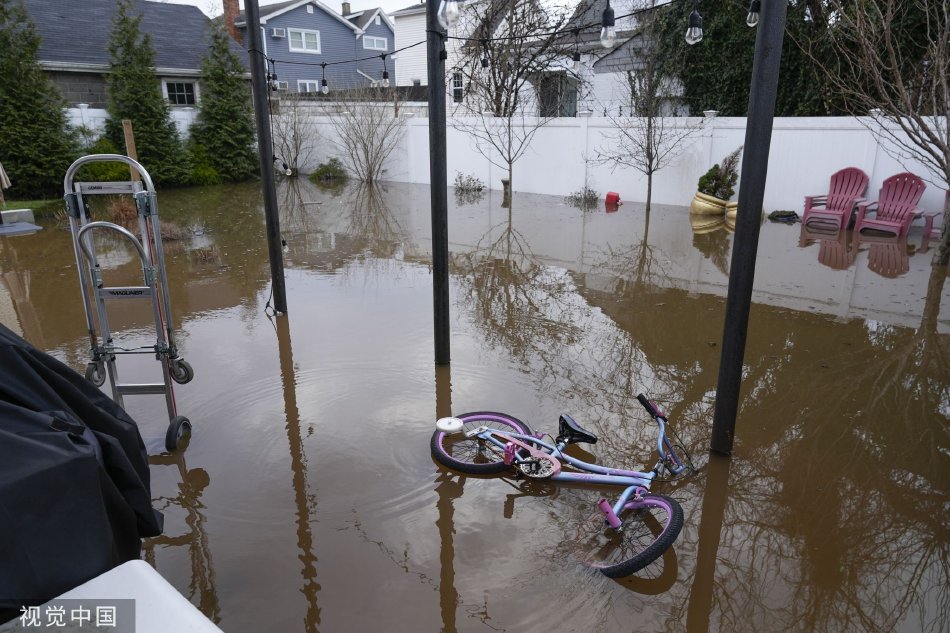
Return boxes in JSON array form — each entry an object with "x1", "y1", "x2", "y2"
[{"x1": 64, "y1": 154, "x2": 194, "y2": 452}]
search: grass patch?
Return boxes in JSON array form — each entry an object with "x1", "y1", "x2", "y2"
[{"x1": 3, "y1": 198, "x2": 63, "y2": 218}]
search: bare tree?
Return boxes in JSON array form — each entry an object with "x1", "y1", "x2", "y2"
[
  {"x1": 271, "y1": 93, "x2": 321, "y2": 176},
  {"x1": 805, "y1": 0, "x2": 949, "y2": 263},
  {"x1": 451, "y1": 0, "x2": 573, "y2": 193},
  {"x1": 593, "y1": 17, "x2": 704, "y2": 213},
  {"x1": 325, "y1": 88, "x2": 406, "y2": 183}
]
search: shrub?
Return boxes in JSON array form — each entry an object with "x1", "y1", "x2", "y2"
[
  {"x1": 310, "y1": 158, "x2": 348, "y2": 183},
  {"x1": 454, "y1": 172, "x2": 485, "y2": 193},
  {"x1": 565, "y1": 186, "x2": 599, "y2": 211},
  {"x1": 74, "y1": 138, "x2": 132, "y2": 182},
  {"x1": 188, "y1": 143, "x2": 223, "y2": 186},
  {"x1": 697, "y1": 146, "x2": 742, "y2": 200}
]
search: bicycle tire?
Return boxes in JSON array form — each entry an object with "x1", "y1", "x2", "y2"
[
  {"x1": 579, "y1": 493, "x2": 684, "y2": 578},
  {"x1": 430, "y1": 411, "x2": 532, "y2": 475}
]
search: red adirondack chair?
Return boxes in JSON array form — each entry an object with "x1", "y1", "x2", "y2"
[
  {"x1": 802, "y1": 167, "x2": 869, "y2": 230},
  {"x1": 853, "y1": 172, "x2": 936, "y2": 237}
]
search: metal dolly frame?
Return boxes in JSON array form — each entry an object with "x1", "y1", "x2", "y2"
[{"x1": 64, "y1": 154, "x2": 194, "y2": 451}]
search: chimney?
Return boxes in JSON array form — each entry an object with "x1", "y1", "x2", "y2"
[
  {"x1": 222, "y1": 0, "x2": 243, "y2": 45},
  {"x1": 342, "y1": 1, "x2": 351, "y2": 15}
]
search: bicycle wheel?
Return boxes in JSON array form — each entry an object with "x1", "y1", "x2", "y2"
[
  {"x1": 574, "y1": 493, "x2": 683, "y2": 578},
  {"x1": 430, "y1": 411, "x2": 532, "y2": 475}
]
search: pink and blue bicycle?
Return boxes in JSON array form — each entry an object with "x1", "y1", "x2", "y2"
[{"x1": 430, "y1": 394, "x2": 693, "y2": 578}]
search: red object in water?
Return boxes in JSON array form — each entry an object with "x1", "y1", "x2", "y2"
[{"x1": 605, "y1": 191, "x2": 621, "y2": 206}]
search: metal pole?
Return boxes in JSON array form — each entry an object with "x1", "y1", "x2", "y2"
[
  {"x1": 711, "y1": 0, "x2": 787, "y2": 454},
  {"x1": 245, "y1": 0, "x2": 288, "y2": 314},
  {"x1": 427, "y1": 0, "x2": 450, "y2": 365}
]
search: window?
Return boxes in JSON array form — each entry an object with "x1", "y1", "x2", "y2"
[
  {"x1": 298, "y1": 80, "x2": 320, "y2": 93},
  {"x1": 288, "y1": 28, "x2": 321, "y2": 53},
  {"x1": 375, "y1": 15, "x2": 381, "y2": 25},
  {"x1": 306, "y1": 5, "x2": 313, "y2": 12},
  {"x1": 452, "y1": 72, "x2": 463, "y2": 103},
  {"x1": 163, "y1": 80, "x2": 196, "y2": 106},
  {"x1": 363, "y1": 36, "x2": 387, "y2": 50}
]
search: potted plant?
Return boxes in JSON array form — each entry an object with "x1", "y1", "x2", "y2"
[{"x1": 689, "y1": 146, "x2": 742, "y2": 215}]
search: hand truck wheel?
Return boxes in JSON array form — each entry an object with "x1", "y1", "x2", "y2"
[
  {"x1": 165, "y1": 416, "x2": 192, "y2": 452},
  {"x1": 84, "y1": 361, "x2": 106, "y2": 387},
  {"x1": 169, "y1": 358, "x2": 194, "y2": 385}
]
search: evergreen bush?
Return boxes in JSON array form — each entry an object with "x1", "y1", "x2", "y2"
[
  {"x1": 0, "y1": 0, "x2": 77, "y2": 199},
  {"x1": 188, "y1": 143, "x2": 223, "y2": 186},
  {"x1": 74, "y1": 138, "x2": 132, "y2": 182},
  {"x1": 190, "y1": 24, "x2": 257, "y2": 182},
  {"x1": 104, "y1": 0, "x2": 190, "y2": 187},
  {"x1": 697, "y1": 146, "x2": 742, "y2": 200}
]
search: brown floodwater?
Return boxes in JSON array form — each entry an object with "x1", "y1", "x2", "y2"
[{"x1": 1, "y1": 180, "x2": 947, "y2": 633}]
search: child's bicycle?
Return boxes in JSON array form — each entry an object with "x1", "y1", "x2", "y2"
[{"x1": 430, "y1": 394, "x2": 694, "y2": 578}]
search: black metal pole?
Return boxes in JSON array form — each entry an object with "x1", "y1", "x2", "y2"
[
  {"x1": 427, "y1": 0, "x2": 450, "y2": 365},
  {"x1": 245, "y1": 0, "x2": 288, "y2": 314},
  {"x1": 711, "y1": 0, "x2": 787, "y2": 454}
]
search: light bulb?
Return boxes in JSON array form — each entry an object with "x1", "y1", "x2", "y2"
[
  {"x1": 746, "y1": 0, "x2": 760, "y2": 27},
  {"x1": 321, "y1": 80, "x2": 329, "y2": 95},
  {"x1": 285, "y1": 168, "x2": 293, "y2": 176},
  {"x1": 382, "y1": 71, "x2": 390, "y2": 88},
  {"x1": 572, "y1": 51, "x2": 581, "y2": 71},
  {"x1": 600, "y1": 5, "x2": 616, "y2": 49},
  {"x1": 437, "y1": 0, "x2": 460, "y2": 29},
  {"x1": 685, "y1": 9, "x2": 703, "y2": 45}
]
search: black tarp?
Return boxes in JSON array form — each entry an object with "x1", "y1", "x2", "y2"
[{"x1": 0, "y1": 323, "x2": 162, "y2": 617}]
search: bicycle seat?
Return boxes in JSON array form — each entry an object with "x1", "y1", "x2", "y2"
[{"x1": 557, "y1": 414, "x2": 598, "y2": 445}]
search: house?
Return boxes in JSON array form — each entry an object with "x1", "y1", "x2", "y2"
[
  {"x1": 221, "y1": 0, "x2": 395, "y2": 93},
  {"x1": 21, "y1": 0, "x2": 247, "y2": 109},
  {"x1": 563, "y1": 0, "x2": 683, "y2": 115}
]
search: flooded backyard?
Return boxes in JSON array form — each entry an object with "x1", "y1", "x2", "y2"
[{"x1": 1, "y1": 179, "x2": 948, "y2": 633}]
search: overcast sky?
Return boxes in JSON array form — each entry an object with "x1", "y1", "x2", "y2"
[{"x1": 162, "y1": 0, "x2": 423, "y2": 18}]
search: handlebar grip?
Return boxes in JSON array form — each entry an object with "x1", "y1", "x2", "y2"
[{"x1": 637, "y1": 393, "x2": 664, "y2": 419}]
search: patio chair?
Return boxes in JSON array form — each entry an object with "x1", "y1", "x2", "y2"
[
  {"x1": 802, "y1": 167, "x2": 869, "y2": 230},
  {"x1": 799, "y1": 225, "x2": 856, "y2": 270},
  {"x1": 853, "y1": 172, "x2": 936, "y2": 237},
  {"x1": 855, "y1": 232, "x2": 911, "y2": 278}
]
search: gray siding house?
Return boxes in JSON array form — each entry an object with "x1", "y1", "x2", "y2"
[
  {"x1": 22, "y1": 0, "x2": 247, "y2": 109},
  {"x1": 223, "y1": 0, "x2": 395, "y2": 93}
]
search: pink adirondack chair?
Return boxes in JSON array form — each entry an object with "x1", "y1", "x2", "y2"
[
  {"x1": 853, "y1": 172, "x2": 936, "y2": 237},
  {"x1": 802, "y1": 167, "x2": 869, "y2": 230}
]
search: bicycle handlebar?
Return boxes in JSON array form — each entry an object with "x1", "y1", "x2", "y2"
[{"x1": 637, "y1": 393, "x2": 665, "y2": 420}]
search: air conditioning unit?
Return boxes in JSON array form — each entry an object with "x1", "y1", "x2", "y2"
[
  {"x1": 271, "y1": 27, "x2": 286, "y2": 38},
  {"x1": 276, "y1": 81, "x2": 289, "y2": 90}
]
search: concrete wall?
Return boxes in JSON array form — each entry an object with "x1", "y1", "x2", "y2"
[{"x1": 287, "y1": 109, "x2": 949, "y2": 217}]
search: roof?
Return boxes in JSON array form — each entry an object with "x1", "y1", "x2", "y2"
[
  {"x1": 233, "y1": 0, "x2": 361, "y2": 34},
  {"x1": 345, "y1": 7, "x2": 394, "y2": 31},
  {"x1": 22, "y1": 0, "x2": 247, "y2": 73},
  {"x1": 390, "y1": 2, "x2": 426, "y2": 17}
]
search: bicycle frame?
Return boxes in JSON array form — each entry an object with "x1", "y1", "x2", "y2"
[{"x1": 468, "y1": 414, "x2": 687, "y2": 526}]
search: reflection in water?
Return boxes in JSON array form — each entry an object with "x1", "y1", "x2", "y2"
[
  {"x1": 144, "y1": 451, "x2": 220, "y2": 623},
  {"x1": 1, "y1": 183, "x2": 947, "y2": 633},
  {"x1": 275, "y1": 315, "x2": 321, "y2": 632}
]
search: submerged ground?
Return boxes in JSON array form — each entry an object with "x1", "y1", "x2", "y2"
[{"x1": 1, "y1": 180, "x2": 947, "y2": 632}]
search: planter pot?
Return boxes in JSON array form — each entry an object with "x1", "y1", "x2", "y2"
[
  {"x1": 690, "y1": 191, "x2": 727, "y2": 216},
  {"x1": 725, "y1": 201, "x2": 738, "y2": 220},
  {"x1": 690, "y1": 214, "x2": 725, "y2": 234}
]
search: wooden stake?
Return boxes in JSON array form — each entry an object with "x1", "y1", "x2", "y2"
[{"x1": 122, "y1": 119, "x2": 140, "y2": 182}]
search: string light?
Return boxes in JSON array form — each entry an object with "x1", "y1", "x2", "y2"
[
  {"x1": 571, "y1": 28, "x2": 581, "y2": 70},
  {"x1": 320, "y1": 63, "x2": 329, "y2": 94},
  {"x1": 685, "y1": 1, "x2": 703, "y2": 45},
  {"x1": 381, "y1": 54, "x2": 390, "y2": 87},
  {"x1": 480, "y1": 38, "x2": 489, "y2": 68},
  {"x1": 746, "y1": 0, "x2": 760, "y2": 27},
  {"x1": 437, "y1": 0, "x2": 461, "y2": 29},
  {"x1": 600, "y1": 1, "x2": 617, "y2": 49}
]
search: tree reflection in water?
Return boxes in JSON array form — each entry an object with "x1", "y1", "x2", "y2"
[{"x1": 450, "y1": 193, "x2": 949, "y2": 632}]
